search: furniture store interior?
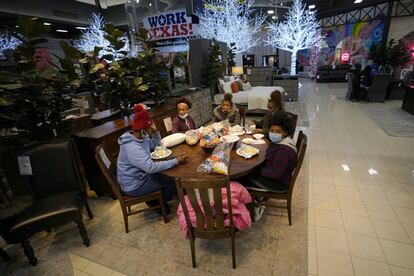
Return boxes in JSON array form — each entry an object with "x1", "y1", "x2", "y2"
[{"x1": 1, "y1": 0, "x2": 414, "y2": 275}]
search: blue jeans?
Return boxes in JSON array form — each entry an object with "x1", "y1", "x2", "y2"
[{"x1": 123, "y1": 174, "x2": 176, "y2": 202}]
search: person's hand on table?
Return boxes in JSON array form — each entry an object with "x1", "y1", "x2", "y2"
[{"x1": 176, "y1": 152, "x2": 188, "y2": 164}]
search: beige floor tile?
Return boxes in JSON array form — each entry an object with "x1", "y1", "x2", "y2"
[
  {"x1": 334, "y1": 176, "x2": 357, "y2": 187},
  {"x1": 385, "y1": 192, "x2": 414, "y2": 208},
  {"x1": 74, "y1": 269, "x2": 91, "y2": 276},
  {"x1": 314, "y1": 196, "x2": 341, "y2": 212},
  {"x1": 313, "y1": 181, "x2": 337, "y2": 194},
  {"x1": 312, "y1": 172, "x2": 334, "y2": 184},
  {"x1": 69, "y1": 253, "x2": 92, "y2": 271},
  {"x1": 372, "y1": 219, "x2": 411, "y2": 243},
  {"x1": 389, "y1": 265, "x2": 414, "y2": 276},
  {"x1": 110, "y1": 271, "x2": 127, "y2": 276},
  {"x1": 365, "y1": 202, "x2": 399, "y2": 222},
  {"x1": 402, "y1": 224, "x2": 414, "y2": 243},
  {"x1": 342, "y1": 214, "x2": 376, "y2": 236},
  {"x1": 309, "y1": 247, "x2": 318, "y2": 275},
  {"x1": 336, "y1": 186, "x2": 362, "y2": 200},
  {"x1": 380, "y1": 239, "x2": 414, "y2": 269},
  {"x1": 351, "y1": 257, "x2": 391, "y2": 276},
  {"x1": 339, "y1": 199, "x2": 369, "y2": 217},
  {"x1": 82, "y1": 262, "x2": 114, "y2": 276},
  {"x1": 309, "y1": 225, "x2": 316, "y2": 247},
  {"x1": 316, "y1": 226, "x2": 349, "y2": 254},
  {"x1": 378, "y1": 181, "x2": 407, "y2": 194},
  {"x1": 314, "y1": 209, "x2": 344, "y2": 230},
  {"x1": 317, "y1": 249, "x2": 355, "y2": 276},
  {"x1": 394, "y1": 207, "x2": 414, "y2": 225},
  {"x1": 346, "y1": 232, "x2": 386, "y2": 262},
  {"x1": 309, "y1": 207, "x2": 315, "y2": 225},
  {"x1": 359, "y1": 190, "x2": 389, "y2": 204}
]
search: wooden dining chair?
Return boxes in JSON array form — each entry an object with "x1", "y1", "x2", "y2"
[
  {"x1": 247, "y1": 132, "x2": 307, "y2": 225},
  {"x1": 295, "y1": 130, "x2": 305, "y2": 150},
  {"x1": 286, "y1": 112, "x2": 298, "y2": 138},
  {"x1": 95, "y1": 144, "x2": 168, "y2": 233},
  {"x1": 175, "y1": 177, "x2": 237, "y2": 269}
]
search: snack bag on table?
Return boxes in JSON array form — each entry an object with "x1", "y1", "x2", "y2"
[
  {"x1": 185, "y1": 130, "x2": 199, "y2": 145},
  {"x1": 197, "y1": 141, "x2": 232, "y2": 175}
]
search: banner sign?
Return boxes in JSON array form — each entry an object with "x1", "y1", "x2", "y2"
[{"x1": 143, "y1": 9, "x2": 197, "y2": 49}]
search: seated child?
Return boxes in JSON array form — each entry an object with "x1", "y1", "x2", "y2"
[
  {"x1": 172, "y1": 97, "x2": 196, "y2": 133},
  {"x1": 213, "y1": 93, "x2": 240, "y2": 125}
]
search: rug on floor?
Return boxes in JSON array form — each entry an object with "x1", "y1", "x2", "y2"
[
  {"x1": 0, "y1": 160, "x2": 309, "y2": 276},
  {"x1": 359, "y1": 102, "x2": 414, "y2": 138}
]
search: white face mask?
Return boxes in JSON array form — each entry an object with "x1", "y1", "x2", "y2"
[{"x1": 179, "y1": 114, "x2": 188, "y2": 119}]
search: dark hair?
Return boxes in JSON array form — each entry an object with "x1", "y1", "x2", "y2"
[
  {"x1": 222, "y1": 93, "x2": 233, "y2": 105},
  {"x1": 271, "y1": 111, "x2": 293, "y2": 136},
  {"x1": 176, "y1": 97, "x2": 192, "y2": 109},
  {"x1": 268, "y1": 90, "x2": 284, "y2": 111}
]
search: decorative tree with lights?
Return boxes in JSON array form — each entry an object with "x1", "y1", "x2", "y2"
[
  {"x1": 0, "y1": 31, "x2": 22, "y2": 54},
  {"x1": 196, "y1": 0, "x2": 265, "y2": 54},
  {"x1": 74, "y1": 13, "x2": 130, "y2": 59},
  {"x1": 266, "y1": 0, "x2": 324, "y2": 75}
]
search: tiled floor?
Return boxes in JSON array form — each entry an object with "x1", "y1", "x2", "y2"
[{"x1": 305, "y1": 80, "x2": 414, "y2": 276}]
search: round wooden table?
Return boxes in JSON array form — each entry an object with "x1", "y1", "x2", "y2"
[{"x1": 161, "y1": 135, "x2": 269, "y2": 180}]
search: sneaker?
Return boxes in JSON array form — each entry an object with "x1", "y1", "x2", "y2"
[{"x1": 254, "y1": 206, "x2": 266, "y2": 222}]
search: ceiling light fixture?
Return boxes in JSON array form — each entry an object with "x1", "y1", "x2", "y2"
[
  {"x1": 354, "y1": 0, "x2": 363, "y2": 3},
  {"x1": 267, "y1": 10, "x2": 274, "y2": 14},
  {"x1": 76, "y1": 26, "x2": 87, "y2": 30},
  {"x1": 56, "y1": 29, "x2": 68, "y2": 33},
  {"x1": 149, "y1": 2, "x2": 152, "y2": 6},
  {"x1": 43, "y1": 22, "x2": 52, "y2": 26},
  {"x1": 272, "y1": 15, "x2": 276, "y2": 19},
  {"x1": 309, "y1": 5, "x2": 315, "y2": 9}
]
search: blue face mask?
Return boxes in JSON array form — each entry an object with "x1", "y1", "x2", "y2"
[{"x1": 269, "y1": 133, "x2": 283, "y2": 143}]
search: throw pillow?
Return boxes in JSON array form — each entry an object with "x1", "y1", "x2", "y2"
[
  {"x1": 242, "y1": 82, "x2": 252, "y2": 91},
  {"x1": 222, "y1": 81, "x2": 232, "y2": 93},
  {"x1": 236, "y1": 80, "x2": 244, "y2": 91},
  {"x1": 231, "y1": 81, "x2": 239, "y2": 93},
  {"x1": 217, "y1": 79, "x2": 225, "y2": 94}
]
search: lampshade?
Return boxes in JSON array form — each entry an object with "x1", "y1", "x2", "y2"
[{"x1": 232, "y1": 66, "x2": 244, "y2": 75}]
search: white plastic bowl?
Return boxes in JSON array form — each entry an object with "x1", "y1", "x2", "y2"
[{"x1": 253, "y1": 133, "x2": 264, "y2": 140}]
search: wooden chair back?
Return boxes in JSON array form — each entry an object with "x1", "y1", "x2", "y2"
[
  {"x1": 95, "y1": 144, "x2": 124, "y2": 204},
  {"x1": 286, "y1": 111, "x2": 298, "y2": 138},
  {"x1": 154, "y1": 114, "x2": 174, "y2": 138},
  {"x1": 175, "y1": 177, "x2": 234, "y2": 239},
  {"x1": 295, "y1": 130, "x2": 305, "y2": 150},
  {"x1": 288, "y1": 133, "x2": 307, "y2": 201}
]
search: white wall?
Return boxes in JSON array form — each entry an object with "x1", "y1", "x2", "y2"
[{"x1": 388, "y1": 16, "x2": 414, "y2": 41}]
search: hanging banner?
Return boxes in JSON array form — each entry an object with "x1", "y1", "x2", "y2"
[{"x1": 142, "y1": 9, "x2": 198, "y2": 51}]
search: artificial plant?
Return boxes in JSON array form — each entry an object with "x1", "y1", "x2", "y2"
[
  {"x1": 200, "y1": 40, "x2": 226, "y2": 88},
  {"x1": 227, "y1": 43, "x2": 236, "y2": 74},
  {"x1": 0, "y1": 18, "x2": 80, "y2": 146},
  {"x1": 369, "y1": 39, "x2": 411, "y2": 67}
]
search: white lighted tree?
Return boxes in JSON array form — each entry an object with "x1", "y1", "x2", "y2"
[
  {"x1": 266, "y1": 0, "x2": 324, "y2": 75},
  {"x1": 74, "y1": 13, "x2": 131, "y2": 58},
  {"x1": 196, "y1": 0, "x2": 265, "y2": 54},
  {"x1": 0, "y1": 31, "x2": 22, "y2": 54}
]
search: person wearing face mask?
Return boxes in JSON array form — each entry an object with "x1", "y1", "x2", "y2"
[
  {"x1": 213, "y1": 93, "x2": 240, "y2": 125},
  {"x1": 117, "y1": 104, "x2": 188, "y2": 215},
  {"x1": 172, "y1": 97, "x2": 195, "y2": 133},
  {"x1": 254, "y1": 90, "x2": 284, "y2": 138}
]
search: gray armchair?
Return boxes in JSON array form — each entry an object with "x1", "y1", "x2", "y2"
[{"x1": 360, "y1": 74, "x2": 392, "y2": 102}]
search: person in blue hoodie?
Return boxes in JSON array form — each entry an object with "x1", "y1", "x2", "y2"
[{"x1": 117, "y1": 104, "x2": 188, "y2": 214}]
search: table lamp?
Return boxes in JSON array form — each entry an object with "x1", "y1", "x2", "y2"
[{"x1": 232, "y1": 66, "x2": 244, "y2": 76}]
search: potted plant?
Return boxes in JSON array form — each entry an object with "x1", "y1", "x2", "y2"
[{"x1": 200, "y1": 39, "x2": 226, "y2": 91}]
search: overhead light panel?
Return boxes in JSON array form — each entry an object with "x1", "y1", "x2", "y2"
[
  {"x1": 267, "y1": 10, "x2": 274, "y2": 14},
  {"x1": 272, "y1": 16, "x2": 276, "y2": 19},
  {"x1": 43, "y1": 22, "x2": 52, "y2": 26},
  {"x1": 56, "y1": 29, "x2": 68, "y2": 33},
  {"x1": 354, "y1": 0, "x2": 363, "y2": 3},
  {"x1": 76, "y1": 26, "x2": 87, "y2": 30},
  {"x1": 309, "y1": 5, "x2": 316, "y2": 9}
]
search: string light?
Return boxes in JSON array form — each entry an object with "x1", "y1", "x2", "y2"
[{"x1": 0, "y1": 31, "x2": 22, "y2": 54}]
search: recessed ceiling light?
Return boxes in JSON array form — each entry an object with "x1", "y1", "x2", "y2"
[
  {"x1": 272, "y1": 15, "x2": 276, "y2": 19},
  {"x1": 280, "y1": 3, "x2": 283, "y2": 6},
  {"x1": 267, "y1": 10, "x2": 274, "y2": 14},
  {"x1": 354, "y1": 0, "x2": 363, "y2": 3},
  {"x1": 309, "y1": 5, "x2": 316, "y2": 9},
  {"x1": 76, "y1": 26, "x2": 87, "y2": 30},
  {"x1": 56, "y1": 29, "x2": 68, "y2": 33},
  {"x1": 43, "y1": 22, "x2": 52, "y2": 26},
  {"x1": 149, "y1": 2, "x2": 152, "y2": 6},
  {"x1": 15, "y1": 25, "x2": 19, "y2": 28}
]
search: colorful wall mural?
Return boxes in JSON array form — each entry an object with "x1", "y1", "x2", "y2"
[{"x1": 298, "y1": 19, "x2": 385, "y2": 67}]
